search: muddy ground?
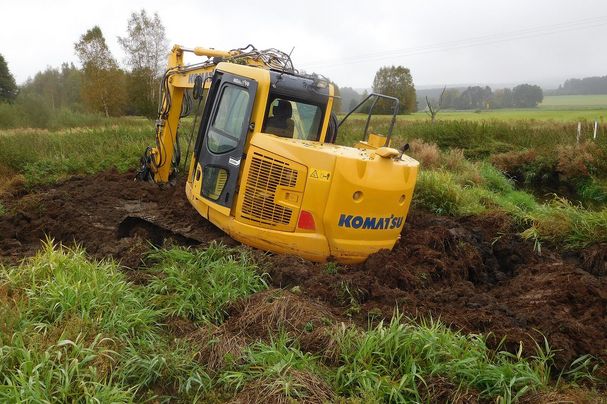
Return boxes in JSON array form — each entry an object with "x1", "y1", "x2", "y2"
[{"x1": 0, "y1": 170, "x2": 606, "y2": 371}]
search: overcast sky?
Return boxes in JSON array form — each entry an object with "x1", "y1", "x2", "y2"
[{"x1": 1, "y1": 0, "x2": 606, "y2": 89}]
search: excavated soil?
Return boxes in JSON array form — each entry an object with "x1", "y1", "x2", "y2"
[{"x1": 0, "y1": 170, "x2": 606, "y2": 370}]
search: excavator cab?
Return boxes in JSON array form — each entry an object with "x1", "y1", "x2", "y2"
[
  {"x1": 137, "y1": 45, "x2": 418, "y2": 263},
  {"x1": 192, "y1": 70, "x2": 257, "y2": 208}
]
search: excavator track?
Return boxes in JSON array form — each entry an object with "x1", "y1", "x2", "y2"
[{"x1": 117, "y1": 214, "x2": 206, "y2": 246}]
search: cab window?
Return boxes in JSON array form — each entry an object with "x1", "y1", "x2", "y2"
[
  {"x1": 207, "y1": 85, "x2": 250, "y2": 154},
  {"x1": 263, "y1": 97, "x2": 323, "y2": 141}
]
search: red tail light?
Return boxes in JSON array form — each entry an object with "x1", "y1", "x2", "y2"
[{"x1": 297, "y1": 210, "x2": 316, "y2": 230}]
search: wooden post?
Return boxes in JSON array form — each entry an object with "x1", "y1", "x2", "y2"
[
  {"x1": 577, "y1": 122, "x2": 581, "y2": 144},
  {"x1": 594, "y1": 120, "x2": 598, "y2": 139}
]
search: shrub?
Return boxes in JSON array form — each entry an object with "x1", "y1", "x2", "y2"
[
  {"x1": 556, "y1": 142, "x2": 602, "y2": 179},
  {"x1": 491, "y1": 149, "x2": 538, "y2": 178},
  {"x1": 408, "y1": 139, "x2": 440, "y2": 168}
]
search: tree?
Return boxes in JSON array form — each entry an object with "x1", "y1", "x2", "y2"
[
  {"x1": 118, "y1": 9, "x2": 169, "y2": 117},
  {"x1": 425, "y1": 87, "x2": 446, "y2": 124},
  {"x1": 75, "y1": 26, "x2": 126, "y2": 116},
  {"x1": 455, "y1": 86, "x2": 492, "y2": 110},
  {"x1": 19, "y1": 63, "x2": 83, "y2": 111},
  {"x1": 441, "y1": 88, "x2": 460, "y2": 109},
  {"x1": 558, "y1": 76, "x2": 607, "y2": 95},
  {"x1": 340, "y1": 87, "x2": 362, "y2": 113},
  {"x1": 491, "y1": 88, "x2": 513, "y2": 109},
  {"x1": 372, "y1": 66, "x2": 416, "y2": 114},
  {"x1": 0, "y1": 54, "x2": 18, "y2": 102},
  {"x1": 512, "y1": 84, "x2": 543, "y2": 108}
]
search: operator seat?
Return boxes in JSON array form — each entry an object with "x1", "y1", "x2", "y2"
[{"x1": 265, "y1": 100, "x2": 294, "y2": 138}]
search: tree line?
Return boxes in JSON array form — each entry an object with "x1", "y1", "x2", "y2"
[
  {"x1": 549, "y1": 75, "x2": 607, "y2": 96},
  {"x1": 439, "y1": 84, "x2": 544, "y2": 109},
  {"x1": 0, "y1": 9, "x2": 168, "y2": 125},
  {"x1": 338, "y1": 80, "x2": 544, "y2": 115}
]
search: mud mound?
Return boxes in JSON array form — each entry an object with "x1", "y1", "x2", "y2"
[
  {"x1": 229, "y1": 371, "x2": 335, "y2": 404},
  {"x1": 0, "y1": 170, "x2": 228, "y2": 266},
  {"x1": 267, "y1": 211, "x2": 607, "y2": 368},
  {"x1": 187, "y1": 323, "x2": 248, "y2": 373},
  {"x1": 224, "y1": 289, "x2": 345, "y2": 361},
  {"x1": 185, "y1": 289, "x2": 347, "y2": 369}
]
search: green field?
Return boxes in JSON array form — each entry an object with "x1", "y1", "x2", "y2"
[
  {"x1": 340, "y1": 94, "x2": 607, "y2": 123},
  {"x1": 394, "y1": 108, "x2": 605, "y2": 122},
  {"x1": 541, "y1": 95, "x2": 607, "y2": 108}
]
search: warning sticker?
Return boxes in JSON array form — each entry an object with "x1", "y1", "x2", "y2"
[{"x1": 309, "y1": 169, "x2": 331, "y2": 182}]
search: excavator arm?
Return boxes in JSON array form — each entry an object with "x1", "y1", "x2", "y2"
[{"x1": 136, "y1": 45, "x2": 295, "y2": 184}]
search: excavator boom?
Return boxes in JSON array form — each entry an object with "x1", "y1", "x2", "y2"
[{"x1": 137, "y1": 45, "x2": 298, "y2": 184}]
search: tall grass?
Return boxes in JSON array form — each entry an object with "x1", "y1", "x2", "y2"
[
  {"x1": 0, "y1": 334, "x2": 135, "y2": 402},
  {"x1": 0, "y1": 100, "x2": 146, "y2": 130},
  {"x1": 407, "y1": 140, "x2": 607, "y2": 250},
  {"x1": 3, "y1": 240, "x2": 158, "y2": 339},
  {"x1": 219, "y1": 333, "x2": 334, "y2": 402},
  {"x1": 0, "y1": 124, "x2": 151, "y2": 185},
  {"x1": 338, "y1": 118, "x2": 607, "y2": 159},
  {"x1": 333, "y1": 315, "x2": 551, "y2": 403},
  {"x1": 0, "y1": 241, "x2": 260, "y2": 402},
  {"x1": 146, "y1": 243, "x2": 268, "y2": 323}
]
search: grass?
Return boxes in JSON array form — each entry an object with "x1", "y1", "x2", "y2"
[
  {"x1": 0, "y1": 241, "x2": 261, "y2": 401},
  {"x1": 0, "y1": 101, "x2": 147, "y2": 130},
  {"x1": 405, "y1": 139, "x2": 607, "y2": 249},
  {"x1": 411, "y1": 156, "x2": 607, "y2": 250},
  {"x1": 338, "y1": 118, "x2": 607, "y2": 159},
  {"x1": 0, "y1": 123, "x2": 152, "y2": 185},
  {"x1": 0, "y1": 239, "x2": 603, "y2": 402},
  {"x1": 145, "y1": 243, "x2": 268, "y2": 323},
  {"x1": 332, "y1": 315, "x2": 551, "y2": 402},
  {"x1": 219, "y1": 333, "x2": 334, "y2": 402},
  {"x1": 540, "y1": 95, "x2": 607, "y2": 109}
]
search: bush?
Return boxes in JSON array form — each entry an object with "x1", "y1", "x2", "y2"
[
  {"x1": 491, "y1": 149, "x2": 538, "y2": 180},
  {"x1": 15, "y1": 94, "x2": 52, "y2": 128},
  {"x1": 556, "y1": 142, "x2": 603, "y2": 179},
  {"x1": 408, "y1": 139, "x2": 440, "y2": 168},
  {"x1": 0, "y1": 102, "x2": 23, "y2": 128}
]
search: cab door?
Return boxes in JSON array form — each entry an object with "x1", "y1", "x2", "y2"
[{"x1": 195, "y1": 72, "x2": 257, "y2": 209}]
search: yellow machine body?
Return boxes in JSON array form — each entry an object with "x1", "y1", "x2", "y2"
[{"x1": 141, "y1": 45, "x2": 419, "y2": 263}]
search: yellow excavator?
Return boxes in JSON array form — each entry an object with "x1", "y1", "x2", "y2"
[{"x1": 135, "y1": 44, "x2": 418, "y2": 263}]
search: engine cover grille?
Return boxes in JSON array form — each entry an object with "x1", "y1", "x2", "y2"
[{"x1": 240, "y1": 152, "x2": 303, "y2": 229}]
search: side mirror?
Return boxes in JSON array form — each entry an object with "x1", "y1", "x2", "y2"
[
  {"x1": 401, "y1": 143, "x2": 410, "y2": 152},
  {"x1": 192, "y1": 75, "x2": 204, "y2": 100}
]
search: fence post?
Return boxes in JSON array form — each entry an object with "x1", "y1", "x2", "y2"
[
  {"x1": 594, "y1": 120, "x2": 598, "y2": 140},
  {"x1": 577, "y1": 121, "x2": 581, "y2": 144}
]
